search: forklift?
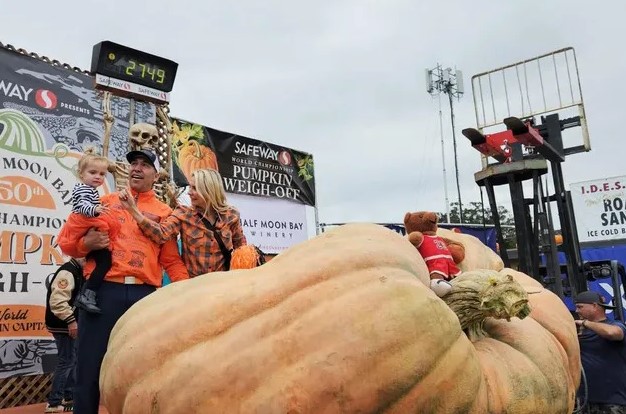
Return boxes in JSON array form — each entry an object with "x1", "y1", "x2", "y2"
[{"x1": 462, "y1": 47, "x2": 626, "y2": 413}]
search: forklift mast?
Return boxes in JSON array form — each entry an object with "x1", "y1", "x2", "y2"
[{"x1": 462, "y1": 47, "x2": 592, "y2": 301}]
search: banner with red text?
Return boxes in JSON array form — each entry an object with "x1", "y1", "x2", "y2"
[{"x1": 570, "y1": 175, "x2": 626, "y2": 243}]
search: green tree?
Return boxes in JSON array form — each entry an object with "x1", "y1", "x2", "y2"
[{"x1": 439, "y1": 202, "x2": 517, "y2": 249}]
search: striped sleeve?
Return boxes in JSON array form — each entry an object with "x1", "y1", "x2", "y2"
[{"x1": 72, "y1": 184, "x2": 100, "y2": 217}]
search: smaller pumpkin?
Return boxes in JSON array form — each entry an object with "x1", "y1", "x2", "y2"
[
  {"x1": 178, "y1": 140, "x2": 218, "y2": 183},
  {"x1": 231, "y1": 245, "x2": 266, "y2": 269}
]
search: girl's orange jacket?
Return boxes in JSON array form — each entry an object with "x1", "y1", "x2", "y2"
[{"x1": 60, "y1": 210, "x2": 122, "y2": 244}]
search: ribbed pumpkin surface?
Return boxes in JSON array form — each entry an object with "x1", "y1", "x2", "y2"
[{"x1": 100, "y1": 223, "x2": 579, "y2": 414}]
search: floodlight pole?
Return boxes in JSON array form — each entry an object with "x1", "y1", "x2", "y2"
[
  {"x1": 437, "y1": 93, "x2": 451, "y2": 223},
  {"x1": 426, "y1": 64, "x2": 464, "y2": 222}
]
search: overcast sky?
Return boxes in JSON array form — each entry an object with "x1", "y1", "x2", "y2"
[{"x1": 3, "y1": 0, "x2": 625, "y2": 228}]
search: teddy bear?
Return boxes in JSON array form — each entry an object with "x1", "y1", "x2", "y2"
[{"x1": 404, "y1": 211, "x2": 466, "y2": 297}]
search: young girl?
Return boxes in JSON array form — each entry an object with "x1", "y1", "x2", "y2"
[{"x1": 57, "y1": 149, "x2": 120, "y2": 313}]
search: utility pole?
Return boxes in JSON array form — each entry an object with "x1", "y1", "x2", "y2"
[{"x1": 426, "y1": 64, "x2": 464, "y2": 222}]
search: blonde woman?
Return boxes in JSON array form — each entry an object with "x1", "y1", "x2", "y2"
[{"x1": 119, "y1": 169, "x2": 246, "y2": 277}]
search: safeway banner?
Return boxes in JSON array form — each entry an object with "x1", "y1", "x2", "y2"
[
  {"x1": 0, "y1": 45, "x2": 154, "y2": 378},
  {"x1": 171, "y1": 119, "x2": 316, "y2": 206},
  {"x1": 570, "y1": 175, "x2": 626, "y2": 243}
]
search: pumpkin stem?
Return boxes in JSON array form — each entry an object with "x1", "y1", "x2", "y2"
[
  {"x1": 190, "y1": 139, "x2": 203, "y2": 158},
  {"x1": 441, "y1": 270, "x2": 531, "y2": 341}
]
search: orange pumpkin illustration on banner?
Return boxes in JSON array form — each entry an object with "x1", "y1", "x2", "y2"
[{"x1": 172, "y1": 121, "x2": 218, "y2": 183}]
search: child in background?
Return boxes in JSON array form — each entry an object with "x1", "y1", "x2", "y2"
[{"x1": 57, "y1": 149, "x2": 120, "y2": 313}]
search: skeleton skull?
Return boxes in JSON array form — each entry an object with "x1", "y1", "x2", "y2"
[{"x1": 129, "y1": 123, "x2": 159, "y2": 149}]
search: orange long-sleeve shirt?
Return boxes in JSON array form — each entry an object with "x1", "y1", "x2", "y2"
[{"x1": 57, "y1": 190, "x2": 189, "y2": 286}]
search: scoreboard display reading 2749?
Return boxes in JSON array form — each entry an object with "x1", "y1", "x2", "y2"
[{"x1": 91, "y1": 41, "x2": 178, "y2": 102}]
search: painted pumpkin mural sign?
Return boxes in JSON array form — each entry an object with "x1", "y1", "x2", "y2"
[{"x1": 0, "y1": 45, "x2": 154, "y2": 378}]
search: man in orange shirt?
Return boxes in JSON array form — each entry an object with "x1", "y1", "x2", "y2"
[{"x1": 58, "y1": 149, "x2": 189, "y2": 414}]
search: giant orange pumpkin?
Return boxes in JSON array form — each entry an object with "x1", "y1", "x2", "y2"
[
  {"x1": 100, "y1": 224, "x2": 580, "y2": 413},
  {"x1": 177, "y1": 140, "x2": 218, "y2": 183}
]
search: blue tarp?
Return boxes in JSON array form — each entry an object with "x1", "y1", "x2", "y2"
[
  {"x1": 558, "y1": 244, "x2": 626, "y2": 319},
  {"x1": 383, "y1": 223, "x2": 498, "y2": 251}
]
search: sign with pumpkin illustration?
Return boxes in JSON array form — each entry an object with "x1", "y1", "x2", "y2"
[
  {"x1": 172, "y1": 118, "x2": 316, "y2": 206},
  {"x1": 0, "y1": 44, "x2": 154, "y2": 378},
  {"x1": 172, "y1": 122, "x2": 219, "y2": 183}
]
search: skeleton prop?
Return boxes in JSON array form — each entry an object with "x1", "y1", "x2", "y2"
[{"x1": 101, "y1": 94, "x2": 179, "y2": 207}]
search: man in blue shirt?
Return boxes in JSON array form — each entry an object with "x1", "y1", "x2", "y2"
[{"x1": 575, "y1": 290, "x2": 626, "y2": 414}]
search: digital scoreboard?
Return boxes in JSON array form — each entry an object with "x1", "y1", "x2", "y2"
[{"x1": 91, "y1": 41, "x2": 178, "y2": 103}]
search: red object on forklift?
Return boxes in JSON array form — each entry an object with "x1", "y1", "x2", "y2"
[
  {"x1": 514, "y1": 123, "x2": 544, "y2": 146},
  {"x1": 484, "y1": 130, "x2": 517, "y2": 153},
  {"x1": 462, "y1": 127, "x2": 512, "y2": 162},
  {"x1": 473, "y1": 140, "x2": 506, "y2": 158},
  {"x1": 503, "y1": 117, "x2": 544, "y2": 146}
]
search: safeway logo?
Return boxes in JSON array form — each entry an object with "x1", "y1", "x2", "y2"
[
  {"x1": 35, "y1": 89, "x2": 58, "y2": 110},
  {"x1": 278, "y1": 150, "x2": 292, "y2": 166}
]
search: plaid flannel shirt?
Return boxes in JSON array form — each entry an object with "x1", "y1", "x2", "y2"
[{"x1": 138, "y1": 205, "x2": 246, "y2": 276}]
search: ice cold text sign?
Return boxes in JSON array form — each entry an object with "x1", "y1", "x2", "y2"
[{"x1": 570, "y1": 176, "x2": 626, "y2": 243}]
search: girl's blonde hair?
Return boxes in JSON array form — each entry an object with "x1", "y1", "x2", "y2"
[
  {"x1": 77, "y1": 147, "x2": 109, "y2": 175},
  {"x1": 192, "y1": 169, "x2": 230, "y2": 217}
]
